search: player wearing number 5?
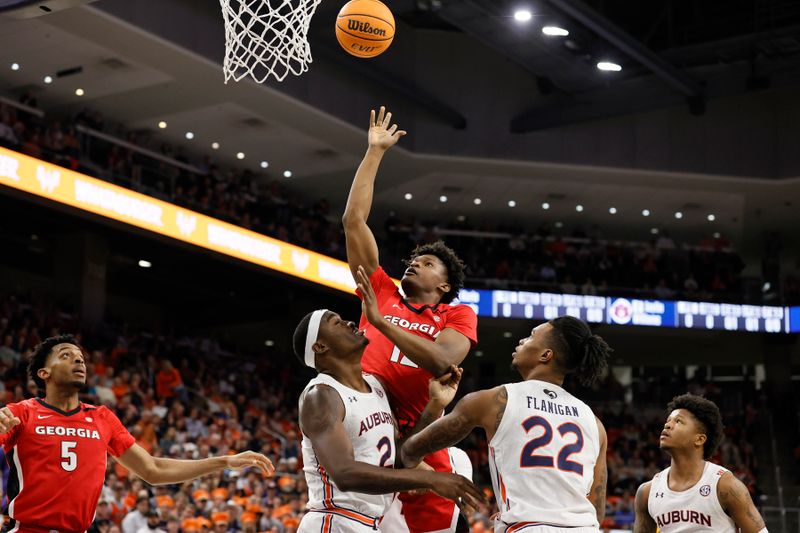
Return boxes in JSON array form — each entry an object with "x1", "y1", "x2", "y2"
[
  {"x1": 0, "y1": 335, "x2": 274, "y2": 533},
  {"x1": 343, "y1": 106, "x2": 478, "y2": 533},
  {"x1": 402, "y1": 317, "x2": 613, "y2": 533}
]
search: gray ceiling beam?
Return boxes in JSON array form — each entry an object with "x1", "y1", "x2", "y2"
[{"x1": 546, "y1": 0, "x2": 703, "y2": 98}]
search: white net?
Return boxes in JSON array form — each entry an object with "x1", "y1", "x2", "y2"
[{"x1": 219, "y1": 0, "x2": 322, "y2": 83}]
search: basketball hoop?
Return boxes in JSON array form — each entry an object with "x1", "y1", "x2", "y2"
[{"x1": 219, "y1": 0, "x2": 322, "y2": 83}]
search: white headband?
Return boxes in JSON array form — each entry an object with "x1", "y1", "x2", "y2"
[{"x1": 304, "y1": 309, "x2": 329, "y2": 369}]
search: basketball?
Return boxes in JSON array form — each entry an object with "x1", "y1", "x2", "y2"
[{"x1": 335, "y1": 0, "x2": 395, "y2": 58}]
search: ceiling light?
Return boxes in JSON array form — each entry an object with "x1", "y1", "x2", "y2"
[
  {"x1": 457, "y1": 215, "x2": 466, "y2": 222},
  {"x1": 542, "y1": 202, "x2": 550, "y2": 210},
  {"x1": 10, "y1": 63, "x2": 20, "y2": 71},
  {"x1": 404, "y1": 193, "x2": 413, "y2": 200},
  {"x1": 542, "y1": 26, "x2": 569, "y2": 36},
  {"x1": 513, "y1": 9, "x2": 532, "y2": 22},
  {"x1": 576, "y1": 204, "x2": 584, "y2": 212},
  {"x1": 555, "y1": 221, "x2": 564, "y2": 228},
  {"x1": 283, "y1": 170, "x2": 292, "y2": 178},
  {"x1": 185, "y1": 132, "x2": 194, "y2": 140},
  {"x1": 158, "y1": 121, "x2": 167, "y2": 129},
  {"x1": 650, "y1": 228, "x2": 659, "y2": 234},
  {"x1": 138, "y1": 259, "x2": 152, "y2": 268},
  {"x1": 236, "y1": 152, "x2": 245, "y2": 160},
  {"x1": 503, "y1": 331, "x2": 513, "y2": 338},
  {"x1": 439, "y1": 195, "x2": 448, "y2": 203},
  {"x1": 473, "y1": 198, "x2": 482, "y2": 205},
  {"x1": 43, "y1": 75, "x2": 53, "y2": 84},
  {"x1": 609, "y1": 207, "x2": 617, "y2": 214},
  {"x1": 597, "y1": 61, "x2": 622, "y2": 72},
  {"x1": 508, "y1": 200, "x2": 516, "y2": 207},
  {"x1": 264, "y1": 340, "x2": 275, "y2": 347},
  {"x1": 212, "y1": 142, "x2": 220, "y2": 150},
  {"x1": 674, "y1": 211, "x2": 683, "y2": 219},
  {"x1": 707, "y1": 214, "x2": 715, "y2": 221},
  {"x1": 475, "y1": 350, "x2": 484, "y2": 357},
  {"x1": 75, "y1": 88, "x2": 84, "y2": 96},
  {"x1": 260, "y1": 161, "x2": 269, "y2": 169},
  {"x1": 642, "y1": 209, "x2": 650, "y2": 217},
  {"x1": 713, "y1": 232, "x2": 721, "y2": 238}
]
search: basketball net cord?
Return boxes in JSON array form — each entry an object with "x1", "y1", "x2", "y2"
[{"x1": 219, "y1": 0, "x2": 322, "y2": 83}]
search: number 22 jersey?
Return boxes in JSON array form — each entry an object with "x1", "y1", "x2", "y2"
[
  {"x1": 489, "y1": 380, "x2": 601, "y2": 530},
  {"x1": 0, "y1": 398, "x2": 136, "y2": 532}
]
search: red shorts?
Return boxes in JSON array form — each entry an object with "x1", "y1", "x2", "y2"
[{"x1": 398, "y1": 448, "x2": 458, "y2": 533}]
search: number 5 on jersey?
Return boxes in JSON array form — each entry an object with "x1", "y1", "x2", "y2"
[
  {"x1": 390, "y1": 345, "x2": 418, "y2": 368},
  {"x1": 61, "y1": 441, "x2": 78, "y2": 471}
]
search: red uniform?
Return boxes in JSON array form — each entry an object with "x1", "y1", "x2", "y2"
[
  {"x1": 0, "y1": 398, "x2": 135, "y2": 533},
  {"x1": 359, "y1": 267, "x2": 478, "y2": 533}
]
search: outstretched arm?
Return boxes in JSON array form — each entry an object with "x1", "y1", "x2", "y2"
[
  {"x1": 357, "y1": 266, "x2": 472, "y2": 376},
  {"x1": 300, "y1": 383, "x2": 483, "y2": 511},
  {"x1": 588, "y1": 417, "x2": 608, "y2": 523},
  {"x1": 633, "y1": 482, "x2": 657, "y2": 533},
  {"x1": 116, "y1": 444, "x2": 274, "y2": 486},
  {"x1": 342, "y1": 107, "x2": 407, "y2": 280},
  {"x1": 718, "y1": 472, "x2": 767, "y2": 533},
  {"x1": 401, "y1": 387, "x2": 503, "y2": 468}
]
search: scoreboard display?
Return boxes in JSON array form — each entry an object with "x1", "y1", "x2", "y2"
[{"x1": 456, "y1": 289, "x2": 796, "y2": 334}]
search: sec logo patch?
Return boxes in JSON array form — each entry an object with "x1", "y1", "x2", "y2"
[{"x1": 699, "y1": 484, "x2": 711, "y2": 496}]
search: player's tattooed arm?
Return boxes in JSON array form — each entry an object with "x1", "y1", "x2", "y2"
[
  {"x1": 633, "y1": 482, "x2": 657, "y2": 533},
  {"x1": 402, "y1": 387, "x2": 499, "y2": 468},
  {"x1": 342, "y1": 107, "x2": 406, "y2": 280},
  {"x1": 588, "y1": 417, "x2": 608, "y2": 523},
  {"x1": 717, "y1": 472, "x2": 767, "y2": 533}
]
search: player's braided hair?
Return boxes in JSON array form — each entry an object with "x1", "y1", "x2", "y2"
[
  {"x1": 667, "y1": 393, "x2": 725, "y2": 459},
  {"x1": 547, "y1": 316, "x2": 612, "y2": 387},
  {"x1": 407, "y1": 241, "x2": 466, "y2": 304},
  {"x1": 28, "y1": 334, "x2": 80, "y2": 392},
  {"x1": 292, "y1": 312, "x2": 315, "y2": 366}
]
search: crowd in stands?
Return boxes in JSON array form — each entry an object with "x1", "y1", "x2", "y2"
[
  {"x1": 2, "y1": 99, "x2": 799, "y2": 304},
  {"x1": 0, "y1": 289, "x2": 766, "y2": 532}
]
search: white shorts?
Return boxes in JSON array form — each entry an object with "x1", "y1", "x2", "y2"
[
  {"x1": 494, "y1": 525, "x2": 600, "y2": 533},
  {"x1": 299, "y1": 510, "x2": 380, "y2": 532}
]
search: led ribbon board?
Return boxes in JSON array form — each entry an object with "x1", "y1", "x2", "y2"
[{"x1": 1, "y1": 147, "x2": 796, "y2": 333}]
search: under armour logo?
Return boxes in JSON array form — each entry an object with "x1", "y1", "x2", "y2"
[
  {"x1": 348, "y1": 397, "x2": 358, "y2": 403},
  {"x1": 85, "y1": 417, "x2": 93, "y2": 422},
  {"x1": 392, "y1": 304, "x2": 401, "y2": 309},
  {"x1": 655, "y1": 492, "x2": 664, "y2": 498},
  {"x1": 544, "y1": 389, "x2": 558, "y2": 399}
]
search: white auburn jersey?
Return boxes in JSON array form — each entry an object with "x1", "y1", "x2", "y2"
[
  {"x1": 488, "y1": 380, "x2": 601, "y2": 529},
  {"x1": 300, "y1": 373, "x2": 396, "y2": 520},
  {"x1": 647, "y1": 462, "x2": 736, "y2": 532}
]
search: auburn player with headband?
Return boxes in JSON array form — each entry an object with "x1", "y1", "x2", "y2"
[
  {"x1": 633, "y1": 394, "x2": 768, "y2": 533},
  {"x1": 343, "y1": 106, "x2": 478, "y2": 533},
  {"x1": 0, "y1": 334, "x2": 274, "y2": 533},
  {"x1": 402, "y1": 316, "x2": 613, "y2": 533},
  {"x1": 293, "y1": 309, "x2": 484, "y2": 532}
]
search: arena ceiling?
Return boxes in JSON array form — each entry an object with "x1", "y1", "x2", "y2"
[{"x1": 1, "y1": 0, "x2": 800, "y2": 249}]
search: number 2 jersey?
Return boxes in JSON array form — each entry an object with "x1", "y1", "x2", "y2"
[
  {"x1": 489, "y1": 380, "x2": 601, "y2": 530},
  {"x1": 300, "y1": 373, "x2": 396, "y2": 524},
  {"x1": 0, "y1": 398, "x2": 136, "y2": 532}
]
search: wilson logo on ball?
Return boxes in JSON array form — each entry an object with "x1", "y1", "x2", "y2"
[{"x1": 348, "y1": 20, "x2": 387, "y2": 37}]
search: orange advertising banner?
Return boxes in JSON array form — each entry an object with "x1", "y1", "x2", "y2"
[{"x1": 0, "y1": 147, "x2": 358, "y2": 293}]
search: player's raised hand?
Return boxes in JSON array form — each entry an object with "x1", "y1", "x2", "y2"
[
  {"x1": 368, "y1": 106, "x2": 407, "y2": 151},
  {"x1": 0, "y1": 406, "x2": 20, "y2": 434},
  {"x1": 225, "y1": 451, "x2": 275, "y2": 477},
  {"x1": 356, "y1": 265, "x2": 383, "y2": 326},
  {"x1": 425, "y1": 471, "x2": 486, "y2": 515},
  {"x1": 428, "y1": 365, "x2": 463, "y2": 408}
]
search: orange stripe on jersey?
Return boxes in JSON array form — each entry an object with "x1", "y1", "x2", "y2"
[
  {"x1": 317, "y1": 464, "x2": 334, "y2": 507},
  {"x1": 321, "y1": 513, "x2": 332, "y2": 533},
  {"x1": 489, "y1": 446, "x2": 509, "y2": 509},
  {"x1": 311, "y1": 508, "x2": 380, "y2": 529},
  {"x1": 506, "y1": 521, "x2": 574, "y2": 532}
]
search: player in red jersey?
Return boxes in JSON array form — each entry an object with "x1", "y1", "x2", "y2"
[
  {"x1": 0, "y1": 334, "x2": 274, "y2": 533},
  {"x1": 343, "y1": 107, "x2": 478, "y2": 533}
]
